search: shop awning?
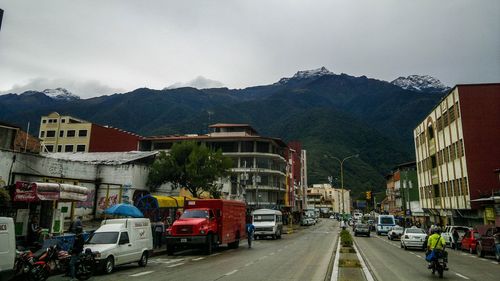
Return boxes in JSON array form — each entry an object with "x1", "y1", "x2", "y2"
[
  {"x1": 13, "y1": 181, "x2": 89, "y2": 202},
  {"x1": 155, "y1": 195, "x2": 191, "y2": 208}
]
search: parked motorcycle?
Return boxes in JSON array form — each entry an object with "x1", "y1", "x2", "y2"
[{"x1": 71, "y1": 248, "x2": 96, "y2": 280}]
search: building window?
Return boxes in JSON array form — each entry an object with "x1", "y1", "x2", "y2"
[
  {"x1": 61, "y1": 119, "x2": 66, "y2": 123},
  {"x1": 65, "y1": 145, "x2": 74, "y2": 152},
  {"x1": 46, "y1": 130, "x2": 56, "y2": 137},
  {"x1": 240, "y1": 141, "x2": 254, "y2": 152},
  {"x1": 78, "y1": 130, "x2": 88, "y2": 137},
  {"x1": 42, "y1": 119, "x2": 47, "y2": 124},
  {"x1": 257, "y1": 141, "x2": 269, "y2": 153},
  {"x1": 59, "y1": 130, "x2": 64, "y2": 137},
  {"x1": 462, "y1": 178, "x2": 468, "y2": 195},
  {"x1": 240, "y1": 157, "x2": 254, "y2": 168},
  {"x1": 443, "y1": 111, "x2": 449, "y2": 128},
  {"x1": 76, "y1": 145, "x2": 86, "y2": 152},
  {"x1": 67, "y1": 130, "x2": 76, "y2": 137},
  {"x1": 433, "y1": 184, "x2": 440, "y2": 197},
  {"x1": 455, "y1": 102, "x2": 460, "y2": 118},
  {"x1": 57, "y1": 145, "x2": 62, "y2": 152},
  {"x1": 436, "y1": 117, "x2": 443, "y2": 131},
  {"x1": 40, "y1": 131, "x2": 45, "y2": 138},
  {"x1": 45, "y1": 145, "x2": 54, "y2": 152}
]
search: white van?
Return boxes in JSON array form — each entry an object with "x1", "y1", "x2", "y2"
[
  {"x1": 375, "y1": 215, "x2": 396, "y2": 235},
  {"x1": 252, "y1": 209, "x2": 283, "y2": 240},
  {"x1": 85, "y1": 218, "x2": 153, "y2": 274},
  {"x1": 0, "y1": 217, "x2": 15, "y2": 281}
]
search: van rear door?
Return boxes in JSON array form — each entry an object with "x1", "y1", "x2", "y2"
[{"x1": 0, "y1": 217, "x2": 15, "y2": 277}]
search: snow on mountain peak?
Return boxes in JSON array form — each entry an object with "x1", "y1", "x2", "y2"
[
  {"x1": 391, "y1": 75, "x2": 449, "y2": 92},
  {"x1": 42, "y1": 88, "x2": 80, "y2": 101},
  {"x1": 277, "y1": 66, "x2": 334, "y2": 84}
]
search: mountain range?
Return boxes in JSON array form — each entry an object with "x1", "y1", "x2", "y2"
[{"x1": 0, "y1": 68, "x2": 448, "y2": 199}]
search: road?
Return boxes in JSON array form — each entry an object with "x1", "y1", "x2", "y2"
[
  {"x1": 48, "y1": 219, "x2": 337, "y2": 281},
  {"x1": 354, "y1": 230, "x2": 500, "y2": 281}
]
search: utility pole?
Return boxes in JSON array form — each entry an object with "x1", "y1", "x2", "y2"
[{"x1": 325, "y1": 154, "x2": 359, "y2": 219}]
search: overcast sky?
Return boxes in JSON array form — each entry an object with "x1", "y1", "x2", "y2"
[{"x1": 0, "y1": 0, "x2": 499, "y2": 98}]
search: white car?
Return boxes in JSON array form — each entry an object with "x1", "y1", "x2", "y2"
[
  {"x1": 441, "y1": 226, "x2": 470, "y2": 247},
  {"x1": 387, "y1": 226, "x2": 404, "y2": 240},
  {"x1": 400, "y1": 227, "x2": 427, "y2": 250}
]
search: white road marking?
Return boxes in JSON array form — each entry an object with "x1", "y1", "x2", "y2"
[
  {"x1": 150, "y1": 258, "x2": 184, "y2": 264},
  {"x1": 225, "y1": 270, "x2": 238, "y2": 276},
  {"x1": 455, "y1": 273, "x2": 470, "y2": 279},
  {"x1": 192, "y1": 257, "x2": 205, "y2": 261},
  {"x1": 210, "y1": 253, "x2": 221, "y2": 257},
  {"x1": 130, "y1": 271, "x2": 154, "y2": 277},
  {"x1": 492, "y1": 261, "x2": 498, "y2": 264},
  {"x1": 245, "y1": 262, "x2": 254, "y2": 267},
  {"x1": 168, "y1": 263, "x2": 185, "y2": 268},
  {"x1": 461, "y1": 253, "x2": 468, "y2": 255}
]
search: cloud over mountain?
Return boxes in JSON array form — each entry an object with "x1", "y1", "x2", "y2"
[{"x1": 166, "y1": 76, "x2": 224, "y2": 90}]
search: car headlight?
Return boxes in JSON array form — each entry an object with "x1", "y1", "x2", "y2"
[{"x1": 200, "y1": 230, "x2": 206, "y2": 234}]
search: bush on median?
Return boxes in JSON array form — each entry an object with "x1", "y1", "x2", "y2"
[{"x1": 340, "y1": 229, "x2": 353, "y2": 247}]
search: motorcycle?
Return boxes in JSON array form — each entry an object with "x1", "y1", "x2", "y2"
[
  {"x1": 428, "y1": 250, "x2": 448, "y2": 279},
  {"x1": 71, "y1": 248, "x2": 96, "y2": 280}
]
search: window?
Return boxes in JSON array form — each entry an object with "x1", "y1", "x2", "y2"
[
  {"x1": 65, "y1": 145, "x2": 74, "y2": 152},
  {"x1": 46, "y1": 130, "x2": 56, "y2": 137},
  {"x1": 76, "y1": 145, "x2": 86, "y2": 152},
  {"x1": 455, "y1": 102, "x2": 460, "y2": 118},
  {"x1": 436, "y1": 117, "x2": 443, "y2": 131},
  {"x1": 427, "y1": 126, "x2": 434, "y2": 139},
  {"x1": 40, "y1": 131, "x2": 45, "y2": 138},
  {"x1": 42, "y1": 119, "x2": 47, "y2": 124},
  {"x1": 449, "y1": 105, "x2": 456, "y2": 123},
  {"x1": 240, "y1": 141, "x2": 254, "y2": 152},
  {"x1": 61, "y1": 119, "x2": 66, "y2": 123},
  {"x1": 257, "y1": 141, "x2": 269, "y2": 153},
  {"x1": 59, "y1": 130, "x2": 64, "y2": 137},
  {"x1": 78, "y1": 130, "x2": 88, "y2": 137},
  {"x1": 119, "y1": 232, "x2": 130, "y2": 244},
  {"x1": 67, "y1": 130, "x2": 75, "y2": 137},
  {"x1": 433, "y1": 184, "x2": 440, "y2": 197},
  {"x1": 45, "y1": 145, "x2": 54, "y2": 152},
  {"x1": 57, "y1": 145, "x2": 62, "y2": 152}
]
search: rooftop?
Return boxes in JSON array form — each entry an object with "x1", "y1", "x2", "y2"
[{"x1": 44, "y1": 151, "x2": 158, "y2": 165}]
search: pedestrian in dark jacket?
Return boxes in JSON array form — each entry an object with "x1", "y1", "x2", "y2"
[
  {"x1": 452, "y1": 229, "x2": 460, "y2": 250},
  {"x1": 70, "y1": 226, "x2": 84, "y2": 280}
]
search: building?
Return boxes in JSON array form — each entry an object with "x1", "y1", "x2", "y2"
[
  {"x1": 286, "y1": 141, "x2": 307, "y2": 212},
  {"x1": 139, "y1": 123, "x2": 288, "y2": 209},
  {"x1": 39, "y1": 112, "x2": 141, "y2": 153},
  {"x1": 414, "y1": 83, "x2": 500, "y2": 226},
  {"x1": 307, "y1": 184, "x2": 334, "y2": 214},
  {"x1": 0, "y1": 121, "x2": 40, "y2": 153}
]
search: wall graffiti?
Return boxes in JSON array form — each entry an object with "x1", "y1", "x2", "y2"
[
  {"x1": 76, "y1": 189, "x2": 94, "y2": 209},
  {"x1": 97, "y1": 194, "x2": 118, "y2": 213}
]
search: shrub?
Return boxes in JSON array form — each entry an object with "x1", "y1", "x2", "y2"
[{"x1": 340, "y1": 229, "x2": 353, "y2": 247}]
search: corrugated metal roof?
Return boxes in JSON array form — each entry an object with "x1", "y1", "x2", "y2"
[{"x1": 44, "y1": 151, "x2": 158, "y2": 165}]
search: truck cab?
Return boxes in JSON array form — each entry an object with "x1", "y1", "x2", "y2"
[{"x1": 166, "y1": 199, "x2": 246, "y2": 255}]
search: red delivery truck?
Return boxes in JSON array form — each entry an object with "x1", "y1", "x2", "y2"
[{"x1": 166, "y1": 199, "x2": 247, "y2": 255}]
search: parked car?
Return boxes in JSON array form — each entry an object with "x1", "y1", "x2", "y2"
[
  {"x1": 476, "y1": 225, "x2": 500, "y2": 258},
  {"x1": 442, "y1": 226, "x2": 470, "y2": 248},
  {"x1": 354, "y1": 223, "x2": 370, "y2": 237},
  {"x1": 461, "y1": 229, "x2": 480, "y2": 254},
  {"x1": 400, "y1": 227, "x2": 427, "y2": 250},
  {"x1": 301, "y1": 217, "x2": 315, "y2": 226},
  {"x1": 387, "y1": 225, "x2": 404, "y2": 240},
  {"x1": 85, "y1": 218, "x2": 153, "y2": 274}
]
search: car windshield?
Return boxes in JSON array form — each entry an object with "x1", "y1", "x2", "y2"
[
  {"x1": 406, "y1": 229, "x2": 425, "y2": 234},
  {"x1": 181, "y1": 210, "x2": 209, "y2": 219},
  {"x1": 87, "y1": 232, "x2": 119, "y2": 244},
  {"x1": 254, "y1": 214, "x2": 275, "y2": 222},
  {"x1": 380, "y1": 217, "x2": 394, "y2": 224}
]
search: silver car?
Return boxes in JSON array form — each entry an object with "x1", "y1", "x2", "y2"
[{"x1": 388, "y1": 226, "x2": 404, "y2": 240}]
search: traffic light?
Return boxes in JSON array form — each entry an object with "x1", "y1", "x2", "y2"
[{"x1": 365, "y1": 191, "x2": 372, "y2": 200}]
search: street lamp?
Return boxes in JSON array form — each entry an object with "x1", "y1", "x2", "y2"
[{"x1": 325, "y1": 154, "x2": 359, "y2": 218}]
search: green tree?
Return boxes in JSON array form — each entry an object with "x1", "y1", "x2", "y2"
[{"x1": 147, "y1": 141, "x2": 233, "y2": 198}]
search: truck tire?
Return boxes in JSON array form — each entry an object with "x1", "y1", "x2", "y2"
[
  {"x1": 104, "y1": 256, "x2": 114, "y2": 274},
  {"x1": 138, "y1": 251, "x2": 148, "y2": 267},
  {"x1": 205, "y1": 234, "x2": 213, "y2": 255},
  {"x1": 277, "y1": 229, "x2": 282, "y2": 239}
]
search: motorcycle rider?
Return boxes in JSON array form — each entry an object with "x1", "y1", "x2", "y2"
[
  {"x1": 427, "y1": 226, "x2": 448, "y2": 269},
  {"x1": 70, "y1": 226, "x2": 84, "y2": 280}
]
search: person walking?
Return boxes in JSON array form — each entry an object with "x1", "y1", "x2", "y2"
[
  {"x1": 70, "y1": 226, "x2": 84, "y2": 281},
  {"x1": 154, "y1": 219, "x2": 165, "y2": 249},
  {"x1": 452, "y1": 229, "x2": 460, "y2": 250},
  {"x1": 28, "y1": 216, "x2": 41, "y2": 246},
  {"x1": 246, "y1": 220, "x2": 255, "y2": 248}
]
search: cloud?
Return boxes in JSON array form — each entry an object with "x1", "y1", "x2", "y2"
[
  {"x1": 166, "y1": 76, "x2": 225, "y2": 90},
  {"x1": 1, "y1": 78, "x2": 125, "y2": 98}
]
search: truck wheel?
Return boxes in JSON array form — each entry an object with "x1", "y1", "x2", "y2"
[
  {"x1": 205, "y1": 234, "x2": 213, "y2": 255},
  {"x1": 277, "y1": 229, "x2": 282, "y2": 239},
  {"x1": 104, "y1": 257, "x2": 114, "y2": 274},
  {"x1": 138, "y1": 251, "x2": 148, "y2": 267}
]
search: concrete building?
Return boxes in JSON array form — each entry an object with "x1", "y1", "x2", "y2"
[
  {"x1": 307, "y1": 183, "x2": 350, "y2": 215},
  {"x1": 0, "y1": 121, "x2": 40, "y2": 153},
  {"x1": 286, "y1": 141, "x2": 307, "y2": 212},
  {"x1": 0, "y1": 149, "x2": 156, "y2": 234},
  {"x1": 139, "y1": 123, "x2": 288, "y2": 209},
  {"x1": 414, "y1": 84, "x2": 500, "y2": 226},
  {"x1": 39, "y1": 112, "x2": 141, "y2": 153}
]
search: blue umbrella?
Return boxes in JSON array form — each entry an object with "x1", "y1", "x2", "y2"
[{"x1": 104, "y1": 203, "x2": 144, "y2": 218}]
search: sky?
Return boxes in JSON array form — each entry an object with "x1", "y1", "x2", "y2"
[{"x1": 0, "y1": 0, "x2": 499, "y2": 98}]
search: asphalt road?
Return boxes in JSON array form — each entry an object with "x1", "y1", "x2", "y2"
[
  {"x1": 354, "y1": 230, "x2": 500, "y2": 281},
  {"x1": 48, "y1": 219, "x2": 338, "y2": 281}
]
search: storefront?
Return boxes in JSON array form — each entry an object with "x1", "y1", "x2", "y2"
[{"x1": 13, "y1": 181, "x2": 89, "y2": 238}]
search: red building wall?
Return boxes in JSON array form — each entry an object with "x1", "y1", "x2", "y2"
[
  {"x1": 458, "y1": 84, "x2": 500, "y2": 203},
  {"x1": 89, "y1": 124, "x2": 140, "y2": 152},
  {"x1": 287, "y1": 141, "x2": 302, "y2": 184}
]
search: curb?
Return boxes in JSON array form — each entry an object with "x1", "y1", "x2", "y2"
[
  {"x1": 352, "y1": 240, "x2": 377, "y2": 281},
  {"x1": 325, "y1": 233, "x2": 340, "y2": 281}
]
